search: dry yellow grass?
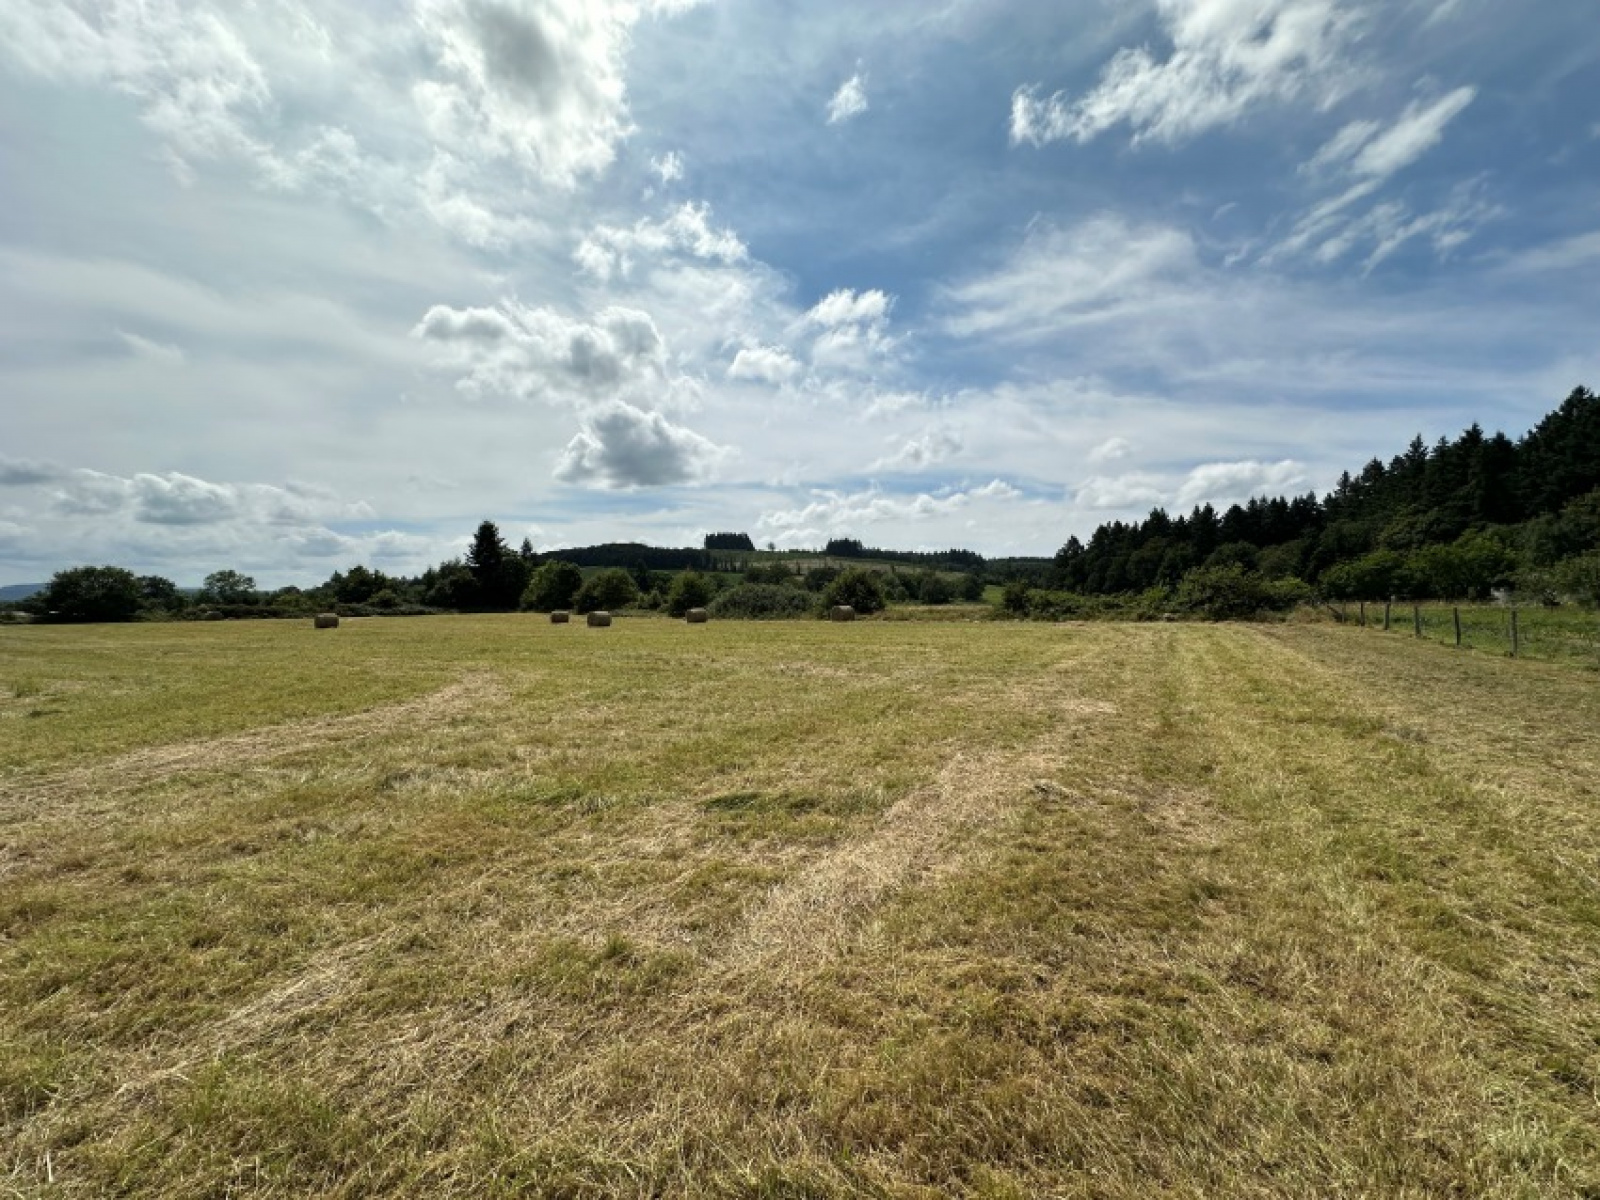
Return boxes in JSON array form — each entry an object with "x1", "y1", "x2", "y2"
[{"x1": 1, "y1": 615, "x2": 1598, "y2": 1197}]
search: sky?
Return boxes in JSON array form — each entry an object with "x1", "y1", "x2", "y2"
[{"x1": 2, "y1": 0, "x2": 1598, "y2": 586}]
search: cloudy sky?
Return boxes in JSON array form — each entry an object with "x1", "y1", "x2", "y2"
[{"x1": 2, "y1": 0, "x2": 1597, "y2": 585}]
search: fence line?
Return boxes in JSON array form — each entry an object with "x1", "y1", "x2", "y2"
[{"x1": 1338, "y1": 600, "x2": 1600, "y2": 667}]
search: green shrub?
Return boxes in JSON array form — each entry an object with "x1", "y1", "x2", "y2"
[
  {"x1": 574, "y1": 569, "x2": 639, "y2": 614},
  {"x1": 666, "y1": 570, "x2": 714, "y2": 617},
  {"x1": 822, "y1": 568, "x2": 886, "y2": 615},
  {"x1": 522, "y1": 560, "x2": 584, "y2": 612},
  {"x1": 707, "y1": 584, "x2": 816, "y2": 620},
  {"x1": 1173, "y1": 565, "x2": 1304, "y2": 620}
]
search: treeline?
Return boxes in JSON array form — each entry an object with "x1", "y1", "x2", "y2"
[
  {"x1": 12, "y1": 519, "x2": 988, "y2": 624},
  {"x1": 1038, "y1": 386, "x2": 1600, "y2": 605}
]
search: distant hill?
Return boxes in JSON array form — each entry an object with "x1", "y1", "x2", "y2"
[{"x1": 0, "y1": 582, "x2": 43, "y2": 603}]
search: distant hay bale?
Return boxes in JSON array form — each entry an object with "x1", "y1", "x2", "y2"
[
  {"x1": 314, "y1": 613, "x2": 340, "y2": 629},
  {"x1": 830, "y1": 605, "x2": 856, "y2": 622},
  {"x1": 550, "y1": 610, "x2": 570, "y2": 624},
  {"x1": 685, "y1": 608, "x2": 709, "y2": 624},
  {"x1": 587, "y1": 611, "x2": 612, "y2": 627},
  {"x1": 202, "y1": 610, "x2": 225, "y2": 622}
]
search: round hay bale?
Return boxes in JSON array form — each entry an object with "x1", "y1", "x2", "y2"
[
  {"x1": 586, "y1": 611, "x2": 613, "y2": 627},
  {"x1": 314, "y1": 612, "x2": 340, "y2": 629},
  {"x1": 829, "y1": 605, "x2": 856, "y2": 622},
  {"x1": 685, "y1": 608, "x2": 709, "y2": 624},
  {"x1": 550, "y1": 610, "x2": 570, "y2": 624}
]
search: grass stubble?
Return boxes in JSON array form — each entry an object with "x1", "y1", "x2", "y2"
[{"x1": 1, "y1": 615, "x2": 1597, "y2": 1197}]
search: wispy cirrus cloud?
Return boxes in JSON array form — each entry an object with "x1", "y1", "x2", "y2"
[{"x1": 1011, "y1": 0, "x2": 1366, "y2": 148}]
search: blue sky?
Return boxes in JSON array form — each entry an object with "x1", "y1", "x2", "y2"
[{"x1": 1, "y1": 0, "x2": 1597, "y2": 585}]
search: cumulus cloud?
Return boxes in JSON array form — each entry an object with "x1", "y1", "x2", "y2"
[
  {"x1": 1088, "y1": 436, "x2": 1133, "y2": 464},
  {"x1": 1011, "y1": 0, "x2": 1364, "y2": 147},
  {"x1": 944, "y1": 215, "x2": 1197, "y2": 341},
  {"x1": 807, "y1": 288, "x2": 892, "y2": 328},
  {"x1": 413, "y1": 300, "x2": 669, "y2": 404},
  {"x1": 412, "y1": 0, "x2": 635, "y2": 187},
  {"x1": 1174, "y1": 459, "x2": 1306, "y2": 507},
  {"x1": 804, "y1": 287, "x2": 897, "y2": 368},
  {"x1": 574, "y1": 202, "x2": 747, "y2": 281},
  {"x1": 970, "y1": 479, "x2": 1022, "y2": 501},
  {"x1": 0, "y1": 456, "x2": 68, "y2": 487},
  {"x1": 757, "y1": 485, "x2": 970, "y2": 543},
  {"x1": 554, "y1": 400, "x2": 728, "y2": 488},
  {"x1": 0, "y1": 457, "x2": 417, "y2": 577},
  {"x1": 0, "y1": 0, "x2": 701, "y2": 245},
  {"x1": 1075, "y1": 473, "x2": 1165, "y2": 510},
  {"x1": 727, "y1": 344, "x2": 801, "y2": 385},
  {"x1": 871, "y1": 427, "x2": 964, "y2": 472},
  {"x1": 827, "y1": 73, "x2": 869, "y2": 124},
  {"x1": 755, "y1": 479, "x2": 1026, "y2": 546}
]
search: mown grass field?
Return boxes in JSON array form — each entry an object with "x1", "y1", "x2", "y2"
[{"x1": 3, "y1": 615, "x2": 1599, "y2": 1197}]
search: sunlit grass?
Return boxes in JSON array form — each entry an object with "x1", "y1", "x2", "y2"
[{"x1": 2, "y1": 615, "x2": 1598, "y2": 1196}]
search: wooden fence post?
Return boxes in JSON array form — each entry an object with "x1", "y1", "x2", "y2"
[
  {"x1": 1453, "y1": 606, "x2": 1462, "y2": 647},
  {"x1": 1359, "y1": 600, "x2": 1366, "y2": 627},
  {"x1": 1383, "y1": 600, "x2": 1392, "y2": 632},
  {"x1": 1510, "y1": 607, "x2": 1519, "y2": 658},
  {"x1": 1414, "y1": 605, "x2": 1422, "y2": 638}
]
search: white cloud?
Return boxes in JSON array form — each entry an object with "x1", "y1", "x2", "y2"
[
  {"x1": 870, "y1": 427, "x2": 964, "y2": 472},
  {"x1": 412, "y1": 0, "x2": 636, "y2": 187},
  {"x1": 970, "y1": 479, "x2": 1022, "y2": 501},
  {"x1": 1280, "y1": 87, "x2": 1485, "y2": 267},
  {"x1": 574, "y1": 202, "x2": 747, "y2": 281},
  {"x1": 650, "y1": 150, "x2": 684, "y2": 183},
  {"x1": 0, "y1": 459, "x2": 413, "y2": 578},
  {"x1": 1308, "y1": 88, "x2": 1477, "y2": 182},
  {"x1": 804, "y1": 288, "x2": 897, "y2": 369},
  {"x1": 807, "y1": 288, "x2": 892, "y2": 328},
  {"x1": 1011, "y1": 0, "x2": 1365, "y2": 147},
  {"x1": 944, "y1": 215, "x2": 1198, "y2": 341},
  {"x1": 413, "y1": 300, "x2": 669, "y2": 405},
  {"x1": 1075, "y1": 473, "x2": 1165, "y2": 510},
  {"x1": 0, "y1": 0, "x2": 702, "y2": 246},
  {"x1": 727, "y1": 344, "x2": 801, "y2": 384},
  {"x1": 757, "y1": 484, "x2": 972, "y2": 542},
  {"x1": 117, "y1": 330, "x2": 187, "y2": 365},
  {"x1": 1088, "y1": 436, "x2": 1133, "y2": 464},
  {"x1": 1174, "y1": 459, "x2": 1306, "y2": 507},
  {"x1": 554, "y1": 400, "x2": 728, "y2": 488},
  {"x1": 827, "y1": 72, "x2": 869, "y2": 124}
]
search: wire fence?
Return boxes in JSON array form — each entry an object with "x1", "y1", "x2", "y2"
[{"x1": 1334, "y1": 600, "x2": 1600, "y2": 668}]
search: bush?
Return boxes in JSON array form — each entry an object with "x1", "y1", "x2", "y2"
[
  {"x1": 1557, "y1": 551, "x2": 1600, "y2": 607},
  {"x1": 1174, "y1": 565, "x2": 1304, "y2": 620},
  {"x1": 822, "y1": 567, "x2": 886, "y2": 615},
  {"x1": 666, "y1": 570, "x2": 714, "y2": 617},
  {"x1": 707, "y1": 584, "x2": 816, "y2": 620},
  {"x1": 574, "y1": 569, "x2": 638, "y2": 614},
  {"x1": 522, "y1": 560, "x2": 584, "y2": 612},
  {"x1": 33, "y1": 566, "x2": 142, "y2": 623}
]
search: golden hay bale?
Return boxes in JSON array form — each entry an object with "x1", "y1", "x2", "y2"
[
  {"x1": 829, "y1": 605, "x2": 856, "y2": 622},
  {"x1": 685, "y1": 608, "x2": 709, "y2": 624},
  {"x1": 550, "y1": 610, "x2": 570, "y2": 624},
  {"x1": 586, "y1": 611, "x2": 613, "y2": 627},
  {"x1": 314, "y1": 613, "x2": 340, "y2": 629}
]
